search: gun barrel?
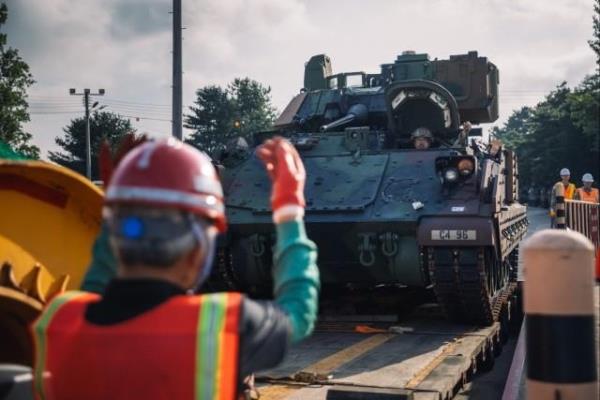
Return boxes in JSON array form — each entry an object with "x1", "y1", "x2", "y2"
[
  {"x1": 319, "y1": 104, "x2": 368, "y2": 132},
  {"x1": 320, "y1": 114, "x2": 356, "y2": 132}
]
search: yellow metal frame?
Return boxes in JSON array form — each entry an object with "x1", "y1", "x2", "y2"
[
  {"x1": 0, "y1": 160, "x2": 103, "y2": 288},
  {"x1": 0, "y1": 160, "x2": 103, "y2": 365}
]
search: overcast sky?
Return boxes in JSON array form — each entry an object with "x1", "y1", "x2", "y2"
[{"x1": 4, "y1": 0, "x2": 597, "y2": 158}]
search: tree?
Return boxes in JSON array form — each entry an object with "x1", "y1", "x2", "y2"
[
  {"x1": 228, "y1": 78, "x2": 277, "y2": 139},
  {"x1": 568, "y1": 74, "x2": 599, "y2": 160},
  {"x1": 185, "y1": 78, "x2": 276, "y2": 156},
  {"x1": 49, "y1": 111, "x2": 135, "y2": 180},
  {"x1": 494, "y1": 82, "x2": 598, "y2": 190},
  {"x1": 184, "y1": 86, "x2": 233, "y2": 156},
  {"x1": 0, "y1": 2, "x2": 39, "y2": 158}
]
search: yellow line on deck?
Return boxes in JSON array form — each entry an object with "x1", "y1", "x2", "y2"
[
  {"x1": 260, "y1": 333, "x2": 395, "y2": 400},
  {"x1": 258, "y1": 385, "x2": 298, "y2": 400},
  {"x1": 404, "y1": 340, "x2": 459, "y2": 389},
  {"x1": 303, "y1": 333, "x2": 394, "y2": 374}
]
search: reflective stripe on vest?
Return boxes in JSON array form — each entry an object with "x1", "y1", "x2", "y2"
[
  {"x1": 33, "y1": 291, "x2": 91, "y2": 400},
  {"x1": 577, "y1": 188, "x2": 599, "y2": 203},
  {"x1": 33, "y1": 291, "x2": 242, "y2": 400},
  {"x1": 196, "y1": 293, "x2": 242, "y2": 400}
]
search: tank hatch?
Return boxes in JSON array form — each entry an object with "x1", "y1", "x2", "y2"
[
  {"x1": 225, "y1": 154, "x2": 388, "y2": 213},
  {"x1": 273, "y1": 92, "x2": 307, "y2": 128}
]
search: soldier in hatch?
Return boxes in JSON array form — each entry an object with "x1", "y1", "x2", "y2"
[{"x1": 411, "y1": 127, "x2": 433, "y2": 149}]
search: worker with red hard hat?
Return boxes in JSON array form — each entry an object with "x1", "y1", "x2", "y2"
[{"x1": 31, "y1": 137, "x2": 319, "y2": 400}]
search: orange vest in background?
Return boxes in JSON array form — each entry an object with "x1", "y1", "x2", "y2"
[
  {"x1": 576, "y1": 187, "x2": 599, "y2": 204},
  {"x1": 564, "y1": 183, "x2": 576, "y2": 199},
  {"x1": 32, "y1": 291, "x2": 242, "y2": 400}
]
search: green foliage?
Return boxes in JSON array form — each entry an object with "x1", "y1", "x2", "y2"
[
  {"x1": 49, "y1": 111, "x2": 135, "y2": 180},
  {"x1": 493, "y1": 80, "x2": 599, "y2": 189},
  {"x1": 0, "y1": 2, "x2": 39, "y2": 158},
  {"x1": 184, "y1": 77, "x2": 276, "y2": 156},
  {"x1": 569, "y1": 74, "x2": 600, "y2": 151},
  {"x1": 184, "y1": 85, "x2": 233, "y2": 156}
]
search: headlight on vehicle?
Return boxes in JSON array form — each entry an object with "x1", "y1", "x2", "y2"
[
  {"x1": 457, "y1": 158, "x2": 474, "y2": 176},
  {"x1": 444, "y1": 168, "x2": 459, "y2": 182}
]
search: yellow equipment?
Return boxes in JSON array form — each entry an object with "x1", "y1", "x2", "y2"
[{"x1": 0, "y1": 160, "x2": 102, "y2": 365}]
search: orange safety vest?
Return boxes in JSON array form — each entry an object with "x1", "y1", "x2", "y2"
[
  {"x1": 576, "y1": 187, "x2": 599, "y2": 204},
  {"x1": 564, "y1": 183, "x2": 576, "y2": 199},
  {"x1": 553, "y1": 182, "x2": 576, "y2": 200},
  {"x1": 32, "y1": 291, "x2": 242, "y2": 400}
]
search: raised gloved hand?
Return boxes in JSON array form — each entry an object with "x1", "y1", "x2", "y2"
[
  {"x1": 99, "y1": 133, "x2": 148, "y2": 186},
  {"x1": 256, "y1": 137, "x2": 306, "y2": 223}
]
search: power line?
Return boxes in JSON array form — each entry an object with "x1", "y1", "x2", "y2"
[
  {"x1": 117, "y1": 114, "x2": 172, "y2": 123},
  {"x1": 29, "y1": 107, "x2": 84, "y2": 111},
  {"x1": 29, "y1": 101, "x2": 82, "y2": 105},
  {"x1": 104, "y1": 104, "x2": 172, "y2": 116},
  {"x1": 28, "y1": 95, "x2": 171, "y2": 108},
  {"x1": 102, "y1": 98, "x2": 170, "y2": 108},
  {"x1": 29, "y1": 111, "x2": 82, "y2": 115}
]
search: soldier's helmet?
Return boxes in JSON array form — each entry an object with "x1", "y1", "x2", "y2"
[{"x1": 410, "y1": 127, "x2": 433, "y2": 141}]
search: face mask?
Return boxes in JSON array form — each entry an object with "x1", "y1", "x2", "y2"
[{"x1": 189, "y1": 218, "x2": 216, "y2": 292}]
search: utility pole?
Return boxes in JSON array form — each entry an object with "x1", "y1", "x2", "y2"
[
  {"x1": 69, "y1": 88, "x2": 105, "y2": 180},
  {"x1": 172, "y1": 0, "x2": 183, "y2": 140}
]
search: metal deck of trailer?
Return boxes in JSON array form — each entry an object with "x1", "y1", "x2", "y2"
[{"x1": 257, "y1": 303, "x2": 516, "y2": 400}]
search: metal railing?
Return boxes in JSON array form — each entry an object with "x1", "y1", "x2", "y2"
[{"x1": 564, "y1": 199, "x2": 600, "y2": 248}]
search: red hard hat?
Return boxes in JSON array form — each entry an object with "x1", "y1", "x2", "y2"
[{"x1": 105, "y1": 138, "x2": 226, "y2": 233}]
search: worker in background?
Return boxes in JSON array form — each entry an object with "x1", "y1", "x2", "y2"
[
  {"x1": 411, "y1": 127, "x2": 433, "y2": 149},
  {"x1": 31, "y1": 137, "x2": 320, "y2": 400},
  {"x1": 574, "y1": 173, "x2": 599, "y2": 203},
  {"x1": 549, "y1": 168, "x2": 576, "y2": 225}
]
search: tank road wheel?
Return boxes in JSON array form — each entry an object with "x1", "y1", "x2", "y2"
[{"x1": 427, "y1": 246, "x2": 514, "y2": 325}]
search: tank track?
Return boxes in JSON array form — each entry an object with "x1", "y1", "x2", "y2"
[{"x1": 426, "y1": 246, "x2": 516, "y2": 325}]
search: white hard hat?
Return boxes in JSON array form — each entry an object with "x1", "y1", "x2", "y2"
[
  {"x1": 582, "y1": 173, "x2": 594, "y2": 183},
  {"x1": 559, "y1": 168, "x2": 570, "y2": 176}
]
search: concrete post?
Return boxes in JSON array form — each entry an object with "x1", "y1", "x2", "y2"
[
  {"x1": 553, "y1": 183, "x2": 566, "y2": 229},
  {"x1": 523, "y1": 229, "x2": 597, "y2": 399}
]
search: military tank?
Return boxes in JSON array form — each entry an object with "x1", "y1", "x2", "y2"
[{"x1": 215, "y1": 51, "x2": 528, "y2": 325}]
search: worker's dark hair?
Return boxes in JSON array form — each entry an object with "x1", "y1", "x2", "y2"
[{"x1": 105, "y1": 206, "x2": 204, "y2": 268}]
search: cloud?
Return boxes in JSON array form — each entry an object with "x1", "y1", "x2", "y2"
[
  {"x1": 109, "y1": 1, "x2": 171, "y2": 40},
  {"x1": 3, "y1": 0, "x2": 597, "y2": 157}
]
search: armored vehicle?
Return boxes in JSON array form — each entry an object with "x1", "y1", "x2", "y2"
[{"x1": 215, "y1": 51, "x2": 527, "y2": 325}]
